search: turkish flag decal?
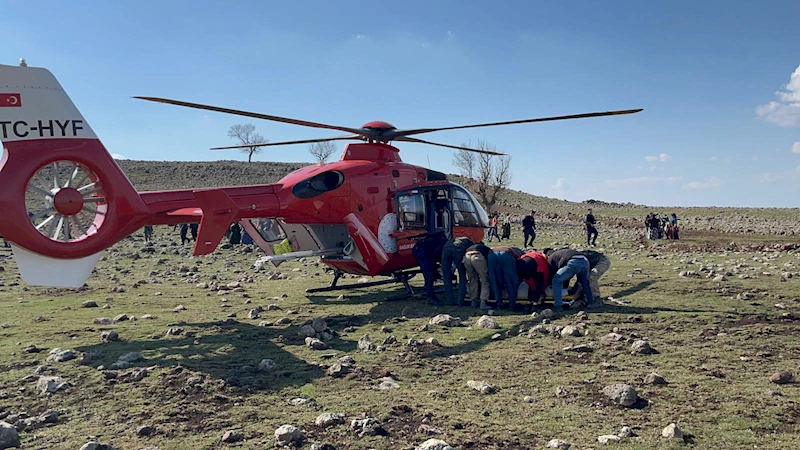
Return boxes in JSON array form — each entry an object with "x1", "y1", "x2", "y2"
[{"x1": 0, "y1": 93, "x2": 21, "y2": 107}]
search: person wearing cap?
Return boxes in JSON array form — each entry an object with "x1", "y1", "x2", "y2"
[{"x1": 545, "y1": 247, "x2": 595, "y2": 311}]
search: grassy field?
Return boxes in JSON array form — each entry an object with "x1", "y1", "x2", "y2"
[{"x1": 1, "y1": 218, "x2": 799, "y2": 449}]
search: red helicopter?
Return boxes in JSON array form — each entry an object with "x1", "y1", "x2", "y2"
[{"x1": 0, "y1": 60, "x2": 642, "y2": 291}]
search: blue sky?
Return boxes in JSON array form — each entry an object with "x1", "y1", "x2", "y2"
[{"x1": 3, "y1": 0, "x2": 799, "y2": 207}]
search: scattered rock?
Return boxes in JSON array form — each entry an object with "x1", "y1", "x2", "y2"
[
  {"x1": 416, "y1": 439, "x2": 454, "y2": 450},
  {"x1": 112, "y1": 314, "x2": 129, "y2": 323},
  {"x1": 602, "y1": 384, "x2": 639, "y2": 407},
  {"x1": 315, "y1": 413, "x2": 345, "y2": 428},
  {"x1": 173, "y1": 305, "x2": 186, "y2": 312},
  {"x1": 429, "y1": 314, "x2": 460, "y2": 327},
  {"x1": 305, "y1": 337, "x2": 329, "y2": 350},
  {"x1": 82, "y1": 300, "x2": 98, "y2": 308},
  {"x1": 546, "y1": 438, "x2": 571, "y2": 449},
  {"x1": 644, "y1": 372, "x2": 667, "y2": 385},
  {"x1": 618, "y1": 426, "x2": 634, "y2": 438},
  {"x1": 523, "y1": 396, "x2": 536, "y2": 403},
  {"x1": 475, "y1": 315, "x2": 500, "y2": 329},
  {"x1": 378, "y1": 377, "x2": 400, "y2": 390},
  {"x1": 46, "y1": 348, "x2": 77, "y2": 362},
  {"x1": 0, "y1": 421, "x2": 20, "y2": 449},
  {"x1": 598, "y1": 435, "x2": 621, "y2": 444},
  {"x1": 36, "y1": 376, "x2": 69, "y2": 394},
  {"x1": 258, "y1": 359, "x2": 277, "y2": 372},
  {"x1": 327, "y1": 363, "x2": 350, "y2": 378},
  {"x1": 661, "y1": 423, "x2": 684, "y2": 440},
  {"x1": 221, "y1": 430, "x2": 243, "y2": 443},
  {"x1": 350, "y1": 417, "x2": 386, "y2": 437},
  {"x1": 101, "y1": 330, "x2": 119, "y2": 342},
  {"x1": 467, "y1": 380, "x2": 496, "y2": 394},
  {"x1": 769, "y1": 371, "x2": 794, "y2": 384},
  {"x1": 299, "y1": 324, "x2": 317, "y2": 338},
  {"x1": 631, "y1": 340, "x2": 657, "y2": 355},
  {"x1": 136, "y1": 425, "x2": 154, "y2": 436},
  {"x1": 274, "y1": 424, "x2": 304, "y2": 446},
  {"x1": 79, "y1": 443, "x2": 116, "y2": 450},
  {"x1": 560, "y1": 325, "x2": 582, "y2": 337},
  {"x1": 357, "y1": 334, "x2": 375, "y2": 352}
]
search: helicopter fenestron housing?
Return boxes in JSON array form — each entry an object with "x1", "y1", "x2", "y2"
[{"x1": 132, "y1": 95, "x2": 642, "y2": 156}]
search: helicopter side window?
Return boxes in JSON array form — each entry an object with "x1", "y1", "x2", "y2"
[
  {"x1": 396, "y1": 193, "x2": 426, "y2": 229},
  {"x1": 452, "y1": 185, "x2": 481, "y2": 227},
  {"x1": 292, "y1": 170, "x2": 345, "y2": 199}
]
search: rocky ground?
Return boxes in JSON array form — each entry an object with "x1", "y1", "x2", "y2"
[{"x1": 1, "y1": 218, "x2": 799, "y2": 450}]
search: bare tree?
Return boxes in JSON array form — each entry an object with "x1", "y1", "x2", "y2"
[
  {"x1": 452, "y1": 139, "x2": 512, "y2": 215},
  {"x1": 227, "y1": 124, "x2": 266, "y2": 163},
  {"x1": 308, "y1": 141, "x2": 338, "y2": 164}
]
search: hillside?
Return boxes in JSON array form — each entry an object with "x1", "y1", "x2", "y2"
[{"x1": 115, "y1": 159, "x2": 799, "y2": 236}]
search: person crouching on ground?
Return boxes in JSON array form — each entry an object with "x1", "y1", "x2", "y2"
[
  {"x1": 463, "y1": 241, "x2": 492, "y2": 310},
  {"x1": 516, "y1": 250, "x2": 550, "y2": 311},
  {"x1": 488, "y1": 246, "x2": 524, "y2": 310},
  {"x1": 441, "y1": 235, "x2": 474, "y2": 306},
  {"x1": 546, "y1": 247, "x2": 596, "y2": 312},
  {"x1": 570, "y1": 248, "x2": 610, "y2": 307}
]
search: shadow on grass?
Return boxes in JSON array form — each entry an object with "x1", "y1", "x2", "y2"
[
  {"x1": 609, "y1": 281, "x2": 656, "y2": 299},
  {"x1": 76, "y1": 320, "x2": 326, "y2": 392}
]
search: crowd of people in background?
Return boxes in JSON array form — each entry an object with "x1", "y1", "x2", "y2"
[{"x1": 645, "y1": 212, "x2": 680, "y2": 240}]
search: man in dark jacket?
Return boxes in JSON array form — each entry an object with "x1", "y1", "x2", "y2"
[
  {"x1": 522, "y1": 211, "x2": 536, "y2": 247},
  {"x1": 546, "y1": 248, "x2": 595, "y2": 311},
  {"x1": 585, "y1": 208, "x2": 598, "y2": 246},
  {"x1": 441, "y1": 235, "x2": 474, "y2": 306},
  {"x1": 412, "y1": 229, "x2": 448, "y2": 305}
]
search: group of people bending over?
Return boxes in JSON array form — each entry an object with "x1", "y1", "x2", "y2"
[{"x1": 412, "y1": 232, "x2": 611, "y2": 313}]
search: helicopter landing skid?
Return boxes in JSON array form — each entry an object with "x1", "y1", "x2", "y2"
[{"x1": 305, "y1": 269, "x2": 421, "y2": 296}]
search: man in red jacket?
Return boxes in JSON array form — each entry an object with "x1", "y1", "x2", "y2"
[{"x1": 516, "y1": 251, "x2": 550, "y2": 310}]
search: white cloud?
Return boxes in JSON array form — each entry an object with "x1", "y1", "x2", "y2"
[
  {"x1": 605, "y1": 176, "x2": 680, "y2": 186},
  {"x1": 110, "y1": 153, "x2": 127, "y2": 159},
  {"x1": 709, "y1": 156, "x2": 718, "y2": 161},
  {"x1": 553, "y1": 178, "x2": 569, "y2": 190},
  {"x1": 759, "y1": 173, "x2": 778, "y2": 183},
  {"x1": 797, "y1": 164, "x2": 800, "y2": 173},
  {"x1": 755, "y1": 64, "x2": 800, "y2": 127},
  {"x1": 682, "y1": 177, "x2": 724, "y2": 190},
  {"x1": 793, "y1": 142, "x2": 800, "y2": 154},
  {"x1": 644, "y1": 153, "x2": 672, "y2": 163},
  {"x1": 355, "y1": 34, "x2": 366, "y2": 39}
]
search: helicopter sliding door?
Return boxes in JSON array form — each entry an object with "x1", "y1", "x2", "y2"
[
  {"x1": 241, "y1": 218, "x2": 323, "y2": 266},
  {"x1": 392, "y1": 186, "x2": 454, "y2": 258}
]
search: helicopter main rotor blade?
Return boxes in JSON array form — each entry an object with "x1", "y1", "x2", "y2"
[
  {"x1": 210, "y1": 135, "x2": 363, "y2": 150},
  {"x1": 395, "y1": 136, "x2": 506, "y2": 156},
  {"x1": 389, "y1": 108, "x2": 643, "y2": 139},
  {"x1": 134, "y1": 96, "x2": 369, "y2": 137}
]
